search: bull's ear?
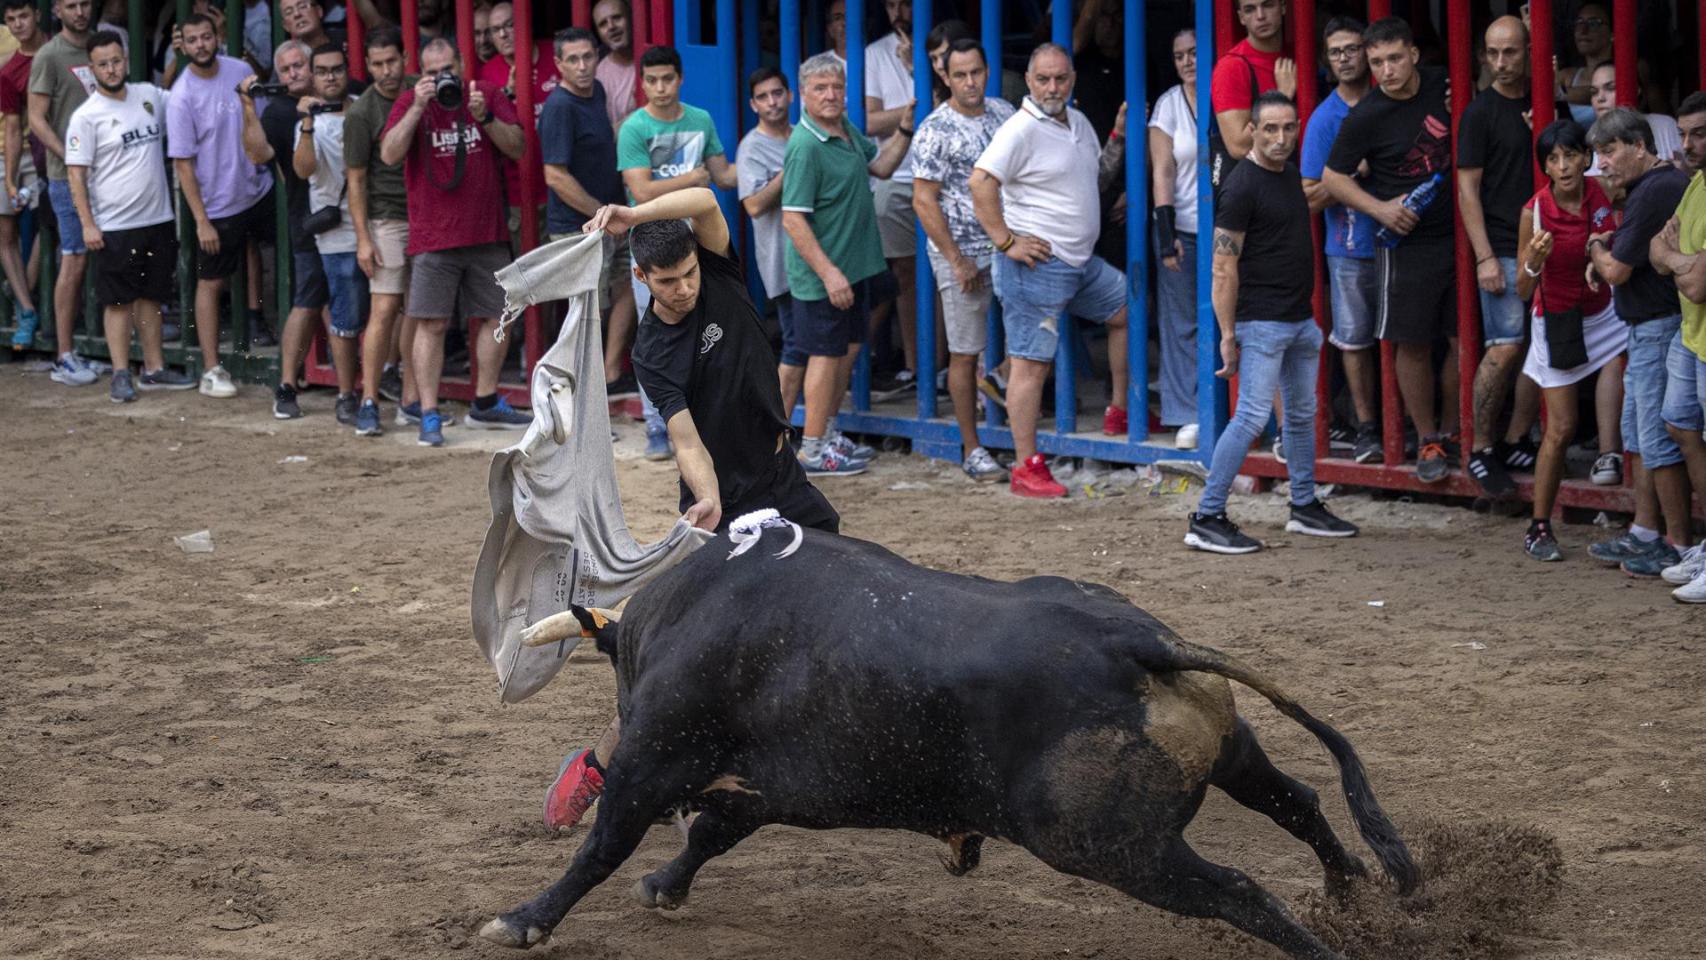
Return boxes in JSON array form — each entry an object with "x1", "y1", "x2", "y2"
[{"x1": 570, "y1": 605, "x2": 621, "y2": 636}]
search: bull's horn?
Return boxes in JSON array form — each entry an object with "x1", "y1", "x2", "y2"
[{"x1": 520, "y1": 607, "x2": 622, "y2": 647}]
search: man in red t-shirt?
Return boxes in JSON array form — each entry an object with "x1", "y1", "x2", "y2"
[
  {"x1": 1, "y1": 0, "x2": 46, "y2": 352},
  {"x1": 1210, "y1": 0, "x2": 1297, "y2": 160},
  {"x1": 477, "y1": 0, "x2": 552, "y2": 245},
  {"x1": 379, "y1": 37, "x2": 529, "y2": 445}
]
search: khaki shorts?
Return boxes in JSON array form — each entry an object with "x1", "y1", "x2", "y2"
[
  {"x1": 873, "y1": 178, "x2": 916, "y2": 259},
  {"x1": 927, "y1": 247, "x2": 992, "y2": 356},
  {"x1": 370, "y1": 218, "x2": 410, "y2": 296}
]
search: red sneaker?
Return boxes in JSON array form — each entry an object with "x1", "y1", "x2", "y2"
[
  {"x1": 543, "y1": 749, "x2": 605, "y2": 831},
  {"x1": 1101, "y1": 405, "x2": 1128, "y2": 436},
  {"x1": 1010, "y1": 454, "x2": 1067, "y2": 498}
]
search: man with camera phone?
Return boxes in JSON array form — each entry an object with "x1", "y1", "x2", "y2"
[
  {"x1": 379, "y1": 37, "x2": 529, "y2": 446},
  {"x1": 167, "y1": 13, "x2": 275, "y2": 400}
]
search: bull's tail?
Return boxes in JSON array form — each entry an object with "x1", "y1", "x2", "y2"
[{"x1": 1146, "y1": 637, "x2": 1420, "y2": 895}]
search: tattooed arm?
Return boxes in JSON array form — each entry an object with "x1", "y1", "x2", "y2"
[{"x1": 1211, "y1": 227, "x2": 1244, "y2": 377}]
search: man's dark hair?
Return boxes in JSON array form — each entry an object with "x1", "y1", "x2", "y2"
[
  {"x1": 1678, "y1": 91, "x2": 1706, "y2": 121},
  {"x1": 1362, "y1": 16, "x2": 1414, "y2": 48},
  {"x1": 554, "y1": 26, "x2": 596, "y2": 58},
  {"x1": 1535, "y1": 118, "x2": 1589, "y2": 163},
  {"x1": 639, "y1": 44, "x2": 682, "y2": 75},
  {"x1": 631, "y1": 219, "x2": 698, "y2": 273},
  {"x1": 747, "y1": 65, "x2": 786, "y2": 96},
  {"x1": 364, "y1": 25, "x2": 404, "y2": 56},
  {"x1": 926, "y1": 19, "x2": 974, "y2": 52},
  {"x1": 86, "y1": 29, "x2": 125, "y2": 58},
  {"x1": 311, "y1": 42, "x2": 344, "y2": 64},
  {"x1": 1322, "y1": 16, "x2": 1366, "y2": 42},
  {"x1": 181, "y1": 12, "x2": 218, "y2": 34},
  {"x1": 1587, "y1": 106, "x2": 1656, "y2": 154},
  {"x1": 944, "y1": 38, "x2": 986, "y2": 71},
  {"x1": 1251, "y1": 90, "x2": 1295, "y2": 124},
  {"x1": 2, "y1": 0, "x2": 37, "y2": 15}
]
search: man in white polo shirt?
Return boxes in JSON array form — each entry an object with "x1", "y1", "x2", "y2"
[
  {"x1": 64, "y1": 29, "x2": 194, "y2": 403},
  {"x1": 971, "y1": 42, "x2": 1129, "y2": 499}
]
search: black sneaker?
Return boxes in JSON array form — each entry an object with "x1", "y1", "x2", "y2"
[
  {"x1": 605, "y1": 371, "x2": 639, "y2": 399},
  {"x1": 1328, "y1": 422, "x2": 1356, "y2": 451},
  {"x1": 1416, "y1": 437, "x2": 1450, "y2": 483},
  {"x1": 1285, "y1": 499, "x2": 1359, "y2": 538},
  {"x1": 1503, "y1": 436, "x2": 1538, "y2": 472},
  {"x1": 1184, "y1": 512, "x2": 1263, "y2": 555},
  {"x1": 1353, "y1": 421, "x2": 1383, "y2": 464},
  {"x1": 248, "y1": 309, "x2": 277, "y2": 348},
  {"x1": 335, "y1": 391, "x2": 359, "y2": 425},
  {"x1": 1467, "y1": 448, "x2": 1517, "y2": 498},
  {"x1": 378, "y1": 364, "x2": 404, "y2": 403},
  {"x1": 1525, "y1": 520, "x2": 1562, "y2": 561},
  {"x1": 272, "y1": 383, "x2": 302, "y2": 420}
]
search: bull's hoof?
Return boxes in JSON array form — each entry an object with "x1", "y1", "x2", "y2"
[
  {"x1": 632, "y1": 876, "x2": 688, "y2": 911},
  {"x1": 479, "y1": 916, "x2": 551, "y2": 949}
]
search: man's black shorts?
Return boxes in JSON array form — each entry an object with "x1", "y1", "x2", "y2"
[
  {"x1": 680, "y1": 446, "x2": 841, "y2": 535},
  {"x1": 197, "y1": 189, "x2": 276, "y2": 281},
  {"x1": 93, "y1": 220, "x2": 178, "y2": 306},
  {"x1": 1375, "y1": 241, "x2": 1457, "y2": 344},
  {"x1": 786, "y1": 270, "x2": 899, "y2": 358}
]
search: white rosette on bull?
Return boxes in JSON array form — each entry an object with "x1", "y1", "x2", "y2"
[{"x1": 473, "y1": 232, "x2": 712, "y2": 703}]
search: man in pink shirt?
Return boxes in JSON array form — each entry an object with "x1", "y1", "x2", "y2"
[{"x1": 592, "y1": 0, "x2": 634, "y2": 128}]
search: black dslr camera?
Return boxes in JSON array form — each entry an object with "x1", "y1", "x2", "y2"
[
  {"x1": 432, "y1": 69, "x2": 463, "y2": 110},
  {"x1": 307, "y1": 101, "x2": 344, "y2": 115},
  {"x1": 246, "y1": 82, "x2": 290, "y2": 98}
]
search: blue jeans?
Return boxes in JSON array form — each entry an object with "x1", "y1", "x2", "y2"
[
  {"x1": 1478, "y1": 257, "x2": 1526, "y2": 347},
  {"x1": 1156, "y1": 232, "x2": 1197, "y2": 426},
  {"x1": 1661, "y1": 327, "x2": 1706, "y2": 432},
  {"x1": 1621, "y1": 315, "x2": 1683, "y2": 468},
  {"x1": 320, "y1": 251, "x2": 366, "y2": 337},
  {"x1": 991, "y1": 254, "x2": 1126, "y2": 361},
  {"x1": 47, "y1": 180, "x2": 85, "y2": 256},
  {"x1": 1326, "y1": 255, "x2": 1377, "y2": 350},
  {"x1": 1199, "y1": 320, "x2": 1322, "y2": 516}
]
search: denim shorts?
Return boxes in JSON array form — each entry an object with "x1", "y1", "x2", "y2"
[
  {"x1": 992, "y1": 254, "x2": 1126, "y2": 362},
  {"x1": 1326, "y1": 254, "x2": 1377, "y2": 350},
  {"x1": 1478, "y1": 257, "x2": 1527, "y2": 347},
  {"x1": 321, "y1": 251, "x2": 366, "y2": 337},
  {"x1": 1621, "y1": 314, "x2": 1683, "y2": 467},
  {"x1": 1661, "y1": 327, "x2": 1706, "y2": 432},
  {"x1": 48, "y1": 179, "x2": 85, "y2": 256}
]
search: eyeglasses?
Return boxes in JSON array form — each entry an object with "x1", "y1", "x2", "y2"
[
  {"x1": 491, "y1": 21, "x2": 514, "y2": 35},
  {"x1": 1573, "y1": 16, "x2": 1606, "y2": 30},
  {"x1": 1327, "y1": 43, "x2": 1363, "y2": 61},
  {"x1": 312, "y1": 65, "x2": 345, "y2": 76}
]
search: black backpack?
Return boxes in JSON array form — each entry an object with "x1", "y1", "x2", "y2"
[{"x1": 1205, "y1": 57, "x2": 1260, "y2": 202}]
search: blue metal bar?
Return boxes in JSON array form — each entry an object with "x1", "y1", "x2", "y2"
[
  {"x1": 1124, "y1": 0, "x2": 1148, "y2": 444},
  {"x1": 1050, "y1": 0, "x2": 1076, "y2": 437},
  {"x1": 847, "y1": 0, "x2": 870, "y2": 412},
  {"x1": 740, "y1": 0, "x2": 761, "y2": 133},
  {"x1": 913, "y1": 0, "x2": 936, "y2": 421},
  {"x1": 981, "y1": 0, "x2": 1003, "y2": 429},
  {"x1": 672, "y1": 0, "x2": 741, "y2": 239},
  {"x1": 1195, "y1": 0, "x2": 1225, "y2": 461},
  {"x1": 781, "y1": 0, "x2": 801, "y2": 123}
]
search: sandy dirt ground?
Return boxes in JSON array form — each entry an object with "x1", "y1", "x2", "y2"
[{"x1": 1, "y1": 364, "x2": 1702, "y2": 960}]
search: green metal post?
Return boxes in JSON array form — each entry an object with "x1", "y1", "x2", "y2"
[
  {"x1": 128, "y1": 0, "x2": 145, "y2": 82},
  {"x1": 227, "y1": 0, "x2": 251, "y2": 359},
  {"x1": 271, "y1": 2, "x2": 290, "y2": 364}
]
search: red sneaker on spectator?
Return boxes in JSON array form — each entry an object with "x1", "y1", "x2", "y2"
[
  {"x1": 1101, "y1": 405, "x2": 1128, "y2": 436},
  {"x1": 1010, "y1": 454, "x2": 1067, "y2": 498}
]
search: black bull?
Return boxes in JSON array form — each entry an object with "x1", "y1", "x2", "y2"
[{"x1": 482, "y1": 526, "x2": 1419, "y2": 959}]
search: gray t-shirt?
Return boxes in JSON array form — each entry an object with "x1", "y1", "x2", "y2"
[
  {"x1": 27, "y1": 34, "x2": 97, "y2": 181},
  {"x1": 911, "y1": 97, "x2": 1015, "y2": 259},
  {"x1": 296, "y1": 109, "x2": 355, "y2": 255},
  {"x1": 736, "y1": 125, "x2": 788, "y2": 299}
]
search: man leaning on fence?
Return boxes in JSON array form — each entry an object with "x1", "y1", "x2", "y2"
[
  {"x1": 971, "y1": 42, "x2": 1129, "y2": 500},
  {"x1": 379, "y1": 37, "x2": 530, "y2": 447},
  {"x1": 65, "y1": 30, "x2": 192, "y2": 402},
  {"x1": 1187, "y1": 92, "x2": 1358, "y2": 556}
]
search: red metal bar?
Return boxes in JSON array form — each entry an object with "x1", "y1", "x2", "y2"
[
  {"x1": 348, "y1": 2, "x2": 367, "y2": 81},
  {"x1": 1449, "y1": 0, "x2": 1476, "y2": 454},
  {"x1": 1530, "y1": 0, "x2": 1554, "y2": 184},
  {"x1": 401, "y1": 0, "x2": 419, "y2": 71},
  {"x1": 1368, "y1": 0, "x2": 1399, "y2": 466},
  {"x1": 632, "y1": 0, "x2": 650, "y2": 107},
  {"x1": 456, "y1": 0, "x2": 477, "y2": 78},
  {"x1": 514, "y1": 0, "x2": 545, "y2": 375},
  {"x1": 650, "y1": 0, "x2": 671, "y2": 45},
  {"x1": 1366, "y1": 0, "x2": 1391, "y2": 21},
  {"x1": 1293, "y1": 0, "x2": 1329, "y2": 460},
  {"x1": 1612, "y1": 0, "x2": 1636, "y2": 107},
  {"x1": 573, "y1": 0, "x2": 591, "y2": 28}
]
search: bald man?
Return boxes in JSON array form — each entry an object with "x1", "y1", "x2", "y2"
[{"x1": 1456, "y1": 15, "x2": 1541, "y2": 499}]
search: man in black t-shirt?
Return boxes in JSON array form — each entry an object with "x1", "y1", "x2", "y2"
[
  {"x1": 1584, "y1": 108, "x2": 1694, "y2": 577},
  {"x1": 586, "y1": 185, "x2": 839, "y2": 535},
  {"x1": 1457, "y1": 15, "x2": 1541, "y2": 498},
  {"x1": 1323, "y1": 17, "x2": 1460, "y2": 485},
  {"x1": 1186, "y1": 92, "x2": 1357, "y2": 556}
]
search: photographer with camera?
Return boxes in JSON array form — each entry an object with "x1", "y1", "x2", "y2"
[
  {"x1": 239, "y1": 39, "x2": 333, "y2": 418},
  {"x1": 167, "y1": 13, "x2": 275, "y2": 399},
  {"x1": 378, "y1": 37, "x2": 528, "y2": 446},
  {"x1": 291, "y1": 43, "x2": 362, "y2": 427}
]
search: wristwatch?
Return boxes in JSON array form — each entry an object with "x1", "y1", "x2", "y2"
[{"x1": 300, "y1": 121, "x2": 314, "y2": 135}]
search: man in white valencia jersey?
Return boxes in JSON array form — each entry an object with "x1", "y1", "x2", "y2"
[{"x1": 64, "y1": 29, "x2": 194, "y2": 403}]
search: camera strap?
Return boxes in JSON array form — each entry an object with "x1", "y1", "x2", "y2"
[{"x1": 428, "y1": 111, "x2": 469, "y2": 193}]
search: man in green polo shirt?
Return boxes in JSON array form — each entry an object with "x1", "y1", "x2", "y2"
[{"x1": 780, "y1": 51, "x2": 912, "y2": 476}]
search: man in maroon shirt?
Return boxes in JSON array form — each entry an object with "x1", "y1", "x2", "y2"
[
  {"x1": 379, "y1": 37, "x2": 529, "y2": 445},
  {"x1": 1, "y1": 0, "x2": 45, "y2": 354},
  {"x1": 1210, "y1": 0, "x2": 1298, "y2": 161},
  {"x1": 477, "y1": 0, "x2": 553, "y2": 243}
]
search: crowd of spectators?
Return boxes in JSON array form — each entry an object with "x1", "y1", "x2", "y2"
[{"x1": 3, "y1": 0, "x2": 1706, "y2": 599}]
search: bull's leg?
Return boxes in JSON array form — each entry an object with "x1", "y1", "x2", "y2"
[
  {"x1": 482, "y1": 760, "x2": 696, "y2": 949},
  {"x1": 1211, "y1": 721, "x2": 1367, "y2": 897},
  {"x1": 634, "y1": 808, "x2": 760, "y2": 910},
  {"x1": 1116, "y1": 838, "x2": 1345, "y2": 960}
]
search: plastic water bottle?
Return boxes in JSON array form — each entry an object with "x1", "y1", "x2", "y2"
[
  {"x1": 1374, "y1": 173, "x2": 1444, "y2": 248},
  {"x1": 11, "y1": 180, "x2": 38, "y2": 212}
]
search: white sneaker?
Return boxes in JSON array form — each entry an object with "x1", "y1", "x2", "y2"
[
  {"x1": 50, "y1": 352, "x2": 98, "y2": 386},
  {"x1": 1673, "y1": 568, "x2": 1706, "y2": 604},
  {"x1": 1590, "y1": 451, "x2": 1623, "y2": 486},
  {"x1": 1175, "y1": 423, "x2": 1199, "y2": 450},
  {"x1": 1661, "y1": 543, "x2": 1706, "y2": 585},
  {"x1": 199, "y1": 364, "x2": 237, "y2": 398}
]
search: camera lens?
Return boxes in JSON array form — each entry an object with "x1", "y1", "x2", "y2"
[{"x1": 433, "y1": 72, "x2": 463, "y2": 110}]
